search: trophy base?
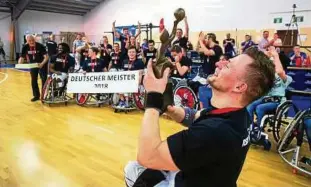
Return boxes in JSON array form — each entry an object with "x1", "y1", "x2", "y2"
[{"x1": 144, "y1": 80, "x2": 174, "y2": 115}]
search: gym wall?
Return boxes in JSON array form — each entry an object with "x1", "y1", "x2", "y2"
[
  {"x1": 16, "y1": 10, "x2": 84, "y2": 52},
  {"x1": 0, "y1": 12, "x2": 12, "y2": 59},
  {"x1": 84, "y1": 0, "x2": 311, "y2": 50}
]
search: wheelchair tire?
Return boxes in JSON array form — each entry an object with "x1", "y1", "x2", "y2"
[
  {"x1": 272, "y1": 101, "x2": 296, "y2": 143},
  {"x1": 41, "y1": 77, "x2": 53, "y2": 103},
  {"x1": 76, "y1": 93, "x2": 89, "y2": 105},
  {"x1": 111, "y1": 93, "x2": 120, "y2": 106},
  {"x1": 174, "y1": 86, "x2": 199, "y2": 110},
  {"x1": 133, "y1": 85, "x2": 145, "y2": 111},
  {"x1": 277, "y1": 110, "x2": 307, "y2": 152}
]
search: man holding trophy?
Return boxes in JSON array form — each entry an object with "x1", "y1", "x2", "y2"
[{"x1": 124, "y1": 8, "x2": 276, "y2": 187}]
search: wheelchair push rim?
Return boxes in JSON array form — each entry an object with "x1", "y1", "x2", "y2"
[
  {"x1": 76, "y1": 93, "x2": 89, "y2": 105},
  {"x1": 277, "y1": 109, "x2": 311, "y2": 176},
  {"x1": 41, "y1": 77, "x2": 53, "y2": 103},
  {"x1": 133, "y1": 85, "x2": 145, "y2": 111},
  {"x1": 174, "y1": 86, "x2": 199, "y2": 110},
  {"x1": 272, "y1": 101, "x2": 295, "y2": 143}
]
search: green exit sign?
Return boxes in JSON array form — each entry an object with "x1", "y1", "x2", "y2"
[
  {"x1": 295, "y1": 16, "x2": 304, "y2": 22},
  {"x1": 274, "y1": 18, "x2": 282, "y2": 24}
]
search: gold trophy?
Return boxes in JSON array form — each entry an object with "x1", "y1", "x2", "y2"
[{"x1": 145, "y1": 8, "x2": 186, "y2": 113}]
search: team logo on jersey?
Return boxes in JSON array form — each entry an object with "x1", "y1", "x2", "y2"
[
  {"x1": 242, "y1": 127, "x2": 251, "y2": 147},
  {"x1": 56, "y1": 58, "x2": 66, "y2": 63}
]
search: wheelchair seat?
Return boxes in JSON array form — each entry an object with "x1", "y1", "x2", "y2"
[{"x1": 264, "y1": 108, "x2": 277, "y2": 115}]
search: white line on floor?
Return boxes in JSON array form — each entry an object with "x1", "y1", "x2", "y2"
[
  {"x1": 94, "y1": 126, "x2": 115, "y2": 134},
  {"x1": 10, "y1": 68, "x2": 29, "y2": 73},
  {"x1": 0, "y1": 72, "x2": 8, "y2": 85}
]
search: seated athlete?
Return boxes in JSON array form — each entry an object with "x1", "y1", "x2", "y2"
[
  {"x1": 82, "y1": 47, "x2": 108, "y2": 73},
  {"x1": 49, "y1": 43, "x2": 75, "y2": 95},
  {"x1": 172, "y1": 16, "x2": 189, "y2": 56},
  {"x1": 76, "y1": 37, "x2": 92, "y2": 70},
  {"x1": 82, "y1": 47, "x2": 109, "y2": 101},
  {"x1": 108, "y1": 43, "x2": 125, "y2": 72},
  {"x1": 247, "y1": 46, "x2": 292, "y2": 128},
  {"x1": 126, "y1": 36, "x2": 141, "y2": 53},
  {"x1": 50, "y1": 43, "x2": 75, "y2": 75},
  {"x1": 124, "y1": 46, "x2": 276, "y2": 187},
  {"x1": 99, "y1": 35, "x2": 112, "y2": 65},
  {"x1": 117, "y1": 46, "x2": 144, "y2": 108},
  {"x1": 142, "y1": 40, "x2": 157, "y2": 67},
  {"x1": 113, "y1": 21, "x2": 141, "y2": 54},
  {"x1": 169, "y1": 45, "x2": 192, "y2": 79}
]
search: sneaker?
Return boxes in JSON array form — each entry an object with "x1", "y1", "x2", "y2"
[
  {"x1": 118, "y1": 100, "x2": 126, "y2": 108},
  {"x1": 31, "y1": 97, "x2": 40, "y2": 102}
]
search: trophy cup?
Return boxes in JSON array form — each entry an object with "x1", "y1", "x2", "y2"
[{"x1": 145, "y1": 8, "x2": 186, "y2": 113}]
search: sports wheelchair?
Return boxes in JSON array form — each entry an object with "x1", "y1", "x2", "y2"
[
  {"x1": 75, "y1": 93, "x2": 110, "y2": 107},
  {"x1": 249, "y1": 98, "x2": 298, "y2": 151},
  {"x1": 277, "y1": 108, "x2": 311, "y2": 176},
  {"x1": 170, "y1": 64, "x2": 208, "y2": 110},
  {"x1": 41, "y1": 73, "x2": 72, "y2": 106},
  {"x1": 110, "y1": 84, "x2": 145, "y2": 113},
  {"x1": 171, "y1": 77, "x2": 200, "y2": 110}
]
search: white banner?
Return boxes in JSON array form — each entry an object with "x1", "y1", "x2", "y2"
[{"x1": 67, "y1": 71, "x2": 140, "y2": 93}]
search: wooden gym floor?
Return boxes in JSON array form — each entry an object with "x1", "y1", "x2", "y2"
[{"x1": 0, "y1": 68, "x2": 310, "y2": 187}]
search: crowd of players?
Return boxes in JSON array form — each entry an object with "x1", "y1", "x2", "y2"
[
  {"x1": 17, "y1": 18, "x2": 310, "y2": 104},
  {"x1": 14, "y1": 16, "x2": 311, "y2": 186}
]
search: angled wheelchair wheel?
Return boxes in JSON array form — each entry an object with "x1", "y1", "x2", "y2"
[
  {"x1": 278, "y1": 110, "x2": 306, "y2": 151},
  {"x1": 133, "y1": 85, "x2": 145, "y2": 111},
  {"x1": 41, "y1": 77, "x2": 53, "y2": 103},
  {"x1": 76, "y1": 93, "x2": 89, "y2": 105},
  {"x1": 111, "y1": 93, "x2": 120, "y2": 106},
  {"x1": 277, "y1": 109, "x2": 311, "y2": 176},
  {"x1": 272, "y1": 101, "x2": 297, "y2": 143},
  {"x1": 174, "y1": 86, "x2": 199, "y2": 110}
]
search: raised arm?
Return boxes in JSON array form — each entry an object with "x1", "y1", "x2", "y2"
[
  {"x1": 112, "y1": 20, "x2": 121, "y2": 39},
  {"x1": 134, "y1": 22, "x2": 141, "y2": 38},
  {"x1": 184, "y1": 16, "x2": 189, "y2": 38},
  {"x1": 197, "y1": 32, "x2": 215, "y2": 56},
  {"x1": 168, "y1": 20, "x2": 179, "y2": 44},
  {"x1": 269, "y1": 46, "x2": 286, "y2": 81}
]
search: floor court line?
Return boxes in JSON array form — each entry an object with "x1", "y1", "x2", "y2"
[
  {"x1": 94, "y1": 125, "x2": 115, "y2": 134},
  {"x1": 0, "y1": 72, "x2": 8, "y2": 85},
  {"x1": 9, "y1": 67, "x2": 30, "y2": 73}
]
